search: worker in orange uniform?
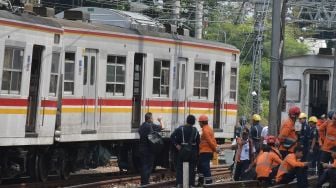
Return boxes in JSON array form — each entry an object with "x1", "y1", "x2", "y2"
[
  {"x1": 198, "y1": 115, "x2": 217, "y2": 185},
  {"x1": 317, "y1": 114, "x2": 327, "y2": 149},
  {"x1": 278, "y1": 106, "x2": 301, "y2": 158},
  {"x1": 317, "y1": 146, "x2": 336, "y2": 187},
  {"x1": 255, "y1": 144, "x2": 282, "y2": 185},
  {"x1": 318, "y1": 111, "x2": 336, "y2": 175},
  {"x1": 276, "y1": 146, "x2": 309, "y2": 187}
]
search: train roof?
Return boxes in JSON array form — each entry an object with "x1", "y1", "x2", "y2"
[{"x1": 0, "y1": 10, "x2": 239, "y2": 53}]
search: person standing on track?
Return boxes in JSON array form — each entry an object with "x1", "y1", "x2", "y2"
[
  {"x1": 318, "y1": 111, "x2": 336, "y2": 176},
  {"x1": 306, "y1": 116, "x2": 320, "y2": 174},
  {"x1": 138, "y1": 112, "x2": 164, "y2": 186},
  {"x1": 198, "y1": 115, "x2": 217, "y2": 185},
  {"x1": 298, "y1": 112, "x2": 309, "y2": 161},
  {"x1": 170, "y1": 115, "x2": 200, "y2": 187},
  {"x1": 278, "y1": 106, "x2": 300, "y2": 158},
  {"x1": 250, "y1": 114, "x2": 263, "y2": 154}
]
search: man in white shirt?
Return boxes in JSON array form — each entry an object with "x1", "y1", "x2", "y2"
[{"x1": 261, "y1": 126, "x2": 269, "y2": 144}]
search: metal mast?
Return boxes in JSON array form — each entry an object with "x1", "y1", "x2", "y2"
[{"x1": 247, "y1": 0, "x2": 270, "y2": 115}]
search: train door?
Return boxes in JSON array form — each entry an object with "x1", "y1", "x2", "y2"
[
  {"x1": 26, "y1": 45, "x2": 45, "y2": 133},
  {"x1": 213, "y1": 62, "x2": 224, "y2": 130},
  {"x1": 132, "y1": 53, "x2": 145, "y2": 129},
  {"x1": 177, "y1": 58, "x2": 187, "y2": 125},
  {"x1": 309, "y1": 74, "x2": 329, "y2": 117},
  {"x1": 82, "y1": 49, "x2": 98, "y2": 133}
]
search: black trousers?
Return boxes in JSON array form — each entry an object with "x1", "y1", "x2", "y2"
[
  {"x1": 278, "y1": 167, "x2": 308, "y2": 187},
  {"x1": 233, "y1": 160, "x2": 250, "y2": 181},
  {"x1": 318, "y1": 151, "x2": 334, "y2": 176},
  {"x1": 140, "y1": 151, "x2": 154, "y2": 186},
  {"x1": 176, "y1": 156, "x2": 196, "y2": 186},
  {"x1": 317, "y1": 168, "x2": 336, "y2": 188}
]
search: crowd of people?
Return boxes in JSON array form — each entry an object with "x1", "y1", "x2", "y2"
[{"x1": 137, "y1": 108, "x2": 336, "y2": 187}]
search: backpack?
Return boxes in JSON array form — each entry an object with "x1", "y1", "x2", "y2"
[
  {"x1": 147, "y1": 125, "x2": 164, "y2": 154},
  {"x1": 179, "y1": 127, "x2": 197, "y2": 162}
]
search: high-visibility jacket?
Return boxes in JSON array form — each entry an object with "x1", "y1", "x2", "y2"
[
  {"x1": 275, "y1": 153, "x2": 305, "y2": 183},
  {"x1": 256, "y1": 152, "x2": 282, "y2": 178},
  {"x1": 318, "y1": 120, "x2": 336, "y2": 152},
  {"x1": 200, "y1": 124, "x2": 217, "y2": 153},
  {"x1": 316, "y1": 119, "x2": 325, "y2": 146},
  {"x1": 278, "y1": 118, "x2": 297, "y2": 153}
]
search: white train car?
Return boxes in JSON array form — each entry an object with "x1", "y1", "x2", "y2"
[
  {"x1": 283, "y1": 53, "x2": 334, "y2": 118},
  {"x1": 0, "y1": 8, "x2": 239, "y2": 181}
]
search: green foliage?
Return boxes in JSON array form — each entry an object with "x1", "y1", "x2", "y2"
[{"x1": 205, "y1": 20, "x2": 309, "y2": 123}]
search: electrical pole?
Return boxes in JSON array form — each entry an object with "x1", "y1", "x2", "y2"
[
  {"x1": 195, "y1": 0, "x2": 203, "y2": 39},
  {"x1": 173, "y1": 0, "x2": 180, "y2": 25},
  {"x1": 331, "y1": 46, "x2": 336, "y2": 111},
  {"x1": 269, "y1": 0, "x2": 283, "y2": 136}
]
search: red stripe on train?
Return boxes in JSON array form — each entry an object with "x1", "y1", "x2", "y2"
[
  {"x1": 41, "y1": 100, "x2": 57, "y2": 107},
  {"x1": 0, "y1": 98, "x2": 28, "y2": 106}
]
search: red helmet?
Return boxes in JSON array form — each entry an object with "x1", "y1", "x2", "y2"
[
  {"x1": 198, "y1": 115, "x2": 208, "y2": 122},
  {"x1": 288, "y1": 106, "x2": 300, "y2": 117},
  {"x1": 266, "y1": 135, "x2": 276, "y2": 145}
]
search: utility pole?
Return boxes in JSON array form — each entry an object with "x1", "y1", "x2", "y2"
[
  {"x1": 331, "y1": 46, "x2": 336, "y2": 111},
  {"x1": 173, "y1": 0, "x2": 180, "y2": 25},
  {"x1": 195, "y1": 0, "x2": 203, "y2": 39},
  {"x1": 269, "y1": 0, "x2": 283, "y2": 136}
]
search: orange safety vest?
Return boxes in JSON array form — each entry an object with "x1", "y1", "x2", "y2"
[
  {"x1": 319, "y1": 120, "x2": 336, "y2": 152},
  {"x1": 278, "y1": 118, "x2": 297, "y2": 153},
  {"x1": 199, "y1": 125, "x2": 217, "y2": 153},
  {"x1": 256, "y1": 152, "x2": 282, "y2": 178},
  {"x1": 275, "y1": 153, "x2": 305, "y2": 183}
]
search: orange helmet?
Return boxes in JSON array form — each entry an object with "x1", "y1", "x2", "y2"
[
  {"x1": 198, "y1": 115, "x2": 208, "y2": 122},
  {"x1": 288, "y1": 106, "x2": 300, "y2": 117},
  {"x1": 266, "y1": 135, "x2": 276, "y2": 145}
]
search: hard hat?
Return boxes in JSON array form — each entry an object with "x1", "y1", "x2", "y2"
[
  {"x1": 328, "y1": 111, "x2": 335, "y2": 120},
  {"x1": 298, "y1": 113, "x2": 307, "y2": 119},
  {"x1": 198, "y1": 115, "x2": 208, "y2": 122},
  {"x1": 266, "y1": 135, "x2": 276, "y2": 145},
  {"x1": 308, "y1": 116, "x2": 317, "y2": 123},
  {"x1": 252, "y1": 114, "x2": 261, "y2": 121},
  {"x1": 288, "y1": 106, "x2": 300, "y2": 117}
]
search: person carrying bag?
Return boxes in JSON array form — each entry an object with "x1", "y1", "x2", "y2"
[{"x1": 171, "y1": 115, "x2": 200, "y2": 187}]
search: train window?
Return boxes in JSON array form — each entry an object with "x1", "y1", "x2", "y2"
[
  {"x1": 49, "y1": 52, "x2": 60, "y2": 96},
  {"x1": 153, "y1": 59, "x2": 170, "y2": 97},
  {"x1": 284, "y1": 79, "x2": 301, "y2": 102},
  {"x1": 90, "y1": 56, "x2": 95, "y2": 85},
  {"x1": 1, "y1": 47, "x2": 24, "y2": 94},
  {"x1": 230, "y1": 68, "x2": 237, "y2": 101},
  {"x1": 193, "y1": 63, "x2": 209, "y2": 99},
  {"x1": 106, "y1": 55, "x2": 126, "y2": 96},
  {"x1": 83, "y1": 56, "x2": 88, "y2": 85},
  {"x1": 64, "y1": 52, "x2": 75, "y2": 95}
]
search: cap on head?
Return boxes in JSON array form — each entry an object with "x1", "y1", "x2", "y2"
[
  {"x1": 320, "y1": 114, "x2": 326, "y2": 119},
  {"x1": 288, "y1": 106, "x2": 301, "y2": 117},
  {"x1": 328, "y1": 111, "x2": 335, "y2": 120},
  {"x1": 252, "y1": 114, "x2": 261, "y2": 121},
  {"x1": 308, "y1": 116, "x2": 317, "y2": 123},
  {"x1": 298, "y1": 113, "x2": 307, "y2": 119},
  {"x1": 198, "y1": 115, "x2": 208, "y2": 122}
]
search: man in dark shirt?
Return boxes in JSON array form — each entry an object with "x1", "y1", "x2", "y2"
[
  {"x1": 138, "y1": 112, "x2": 163, "y2": 186},
  {"x1": 250, "y1": 114, "x2": 263, "y2": 154},
  {"x1": 170, "y1": 115, "x2": 200, "y2": 187}
]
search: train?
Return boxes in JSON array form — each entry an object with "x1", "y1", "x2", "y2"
[
  {"x1": 283, "y1": 51, "x2": 334, "y2": 119},
  {"x1": 0, "y1": 7, "x2": 239, "y2": 181}
]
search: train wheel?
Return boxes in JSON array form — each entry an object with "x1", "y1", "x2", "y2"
[{"x1": 37, "y1": 154, "x2": 48, "y2": 182}]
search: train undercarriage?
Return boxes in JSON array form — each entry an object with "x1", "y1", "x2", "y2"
[{"x1": 0, "y1": 139, "x2": 172, "y2": 182}]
